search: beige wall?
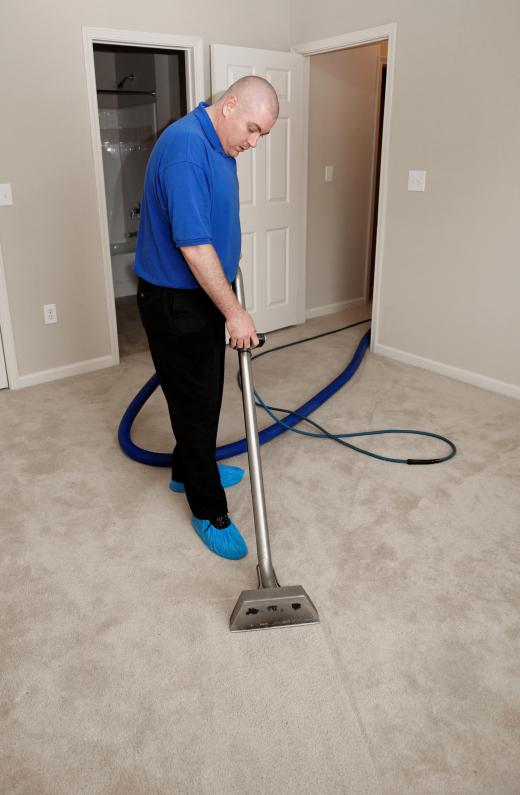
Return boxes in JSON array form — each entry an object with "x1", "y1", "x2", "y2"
[
  {"x1": 0, "y1": 0, "x2": 290, "y2": 379},
  {"x1": 293, "y1": 0, "x2": 520, "y2": 390},
  {"x1": 2, "y1": 0, "x2": 519, "y2": 393},
  {"x1": 306, "y1": 42, "x2": 386, "y2": 313}
]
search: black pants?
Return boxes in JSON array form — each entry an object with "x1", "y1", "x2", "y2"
[{"x1": 137, "y1": 277, "x2": 228, "y2": 519}]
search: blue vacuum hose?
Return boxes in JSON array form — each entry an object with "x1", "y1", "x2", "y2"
[{"x1": 118, "y1": 329, "x2": 371, "y2": 467}]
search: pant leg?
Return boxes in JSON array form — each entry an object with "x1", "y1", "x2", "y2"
[{"x1": 137, "y1": 278, "x2": 228, "y2": 519}]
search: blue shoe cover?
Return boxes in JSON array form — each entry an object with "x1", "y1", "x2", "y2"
[
  {"x1": 169, "y1": 464, "x2": 245, "y2": 494},
  {"x1": 191, "y1": 516, "x2": 248, "y2": 560}
]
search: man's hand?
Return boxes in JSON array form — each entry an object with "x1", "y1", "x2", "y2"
[{"x1": 226, "y1": 306, "x2": 258, "y2": 349}]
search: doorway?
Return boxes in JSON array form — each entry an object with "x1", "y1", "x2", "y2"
[
  {"x1": 92, "y1": 44, "x2": 187, "y2": 358},
  {"x1": 83, "y1": 27, "x2": 203, "y2": 368},
  {"x1": 294, "y1": 24, "x2": 396, "y2": 351},
  {"x1": 368, "y1": 57, "x2": 387, "y2": 301},
  {"x1": 305, "y1": 40, "x2": 387, "y2": 327}
]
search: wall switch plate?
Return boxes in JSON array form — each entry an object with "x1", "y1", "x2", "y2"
[
  {"x1": 0, "y1": 184, "x2": 13, "y2": 205},
  {"x1": 324, "y1": 165, "x2": 334, "y2": 182},
  {"x1": 408, "y1": 170, "x2": 427, "y2": 191},
  {"x1": 43, "y1": 304, "x2": 58, "y2": 324}
]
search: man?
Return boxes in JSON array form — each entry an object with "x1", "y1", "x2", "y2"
[{"x1": 134, "y1": 76, "x2": 279, "y2": 561}]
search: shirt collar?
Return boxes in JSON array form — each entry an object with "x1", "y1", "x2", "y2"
[{"x1": 194, "y1": 101, "x2": 228, "y2": 156}]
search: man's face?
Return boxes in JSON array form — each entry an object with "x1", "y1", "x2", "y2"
[{"x1": 220, "y1": 98, "x2": 277, "y2": 157}]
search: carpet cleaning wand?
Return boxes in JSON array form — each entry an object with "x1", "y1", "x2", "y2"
[{"x1": 229, "y1": 269, "x2": 320, "y2": 632}]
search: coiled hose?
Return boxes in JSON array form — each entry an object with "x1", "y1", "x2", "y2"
[{"x1": 118, "y1": 320, "x2": 456, "y2": 466}]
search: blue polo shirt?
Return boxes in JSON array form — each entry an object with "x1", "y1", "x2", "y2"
[{"x1": 134, "y1": 102, "x2": 241, "y2": 289}]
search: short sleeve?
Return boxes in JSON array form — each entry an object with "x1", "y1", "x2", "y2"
[{"x1": 160, "y1": 161, "x2": 213, "y2": 247}]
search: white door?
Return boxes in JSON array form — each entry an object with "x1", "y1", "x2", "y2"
[
  {"x1": 211, "y1": 44, "x2": 304, "y2": 333},
  {"x1": 0, "y1": 330, "x2": 8, "y2": 389}
]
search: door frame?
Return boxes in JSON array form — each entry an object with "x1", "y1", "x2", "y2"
[
  {"x1": 0, "y1": 243, "x2": 18, "y2": 388},
  {"x1": 292, "y1": 23, "x2": 397, "y2": 351},
  {"x1": 82, "y1": 26, "x2": 205, "y2": 366},
  {"x1": 0, "y1": 330, "x2": 7, "y2": 389}
]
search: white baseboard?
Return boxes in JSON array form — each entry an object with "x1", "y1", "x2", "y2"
[
  {"x1": 373, "y1": 342, "x2": 520, "y2": 400},
  {"x1": 305, "y1": 296, "x2": 367, "y2": 320},
  {"x1": 15, "y1": 353, "x2": 118, "y2": 390}
]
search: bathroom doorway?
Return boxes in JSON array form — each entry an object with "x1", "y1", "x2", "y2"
[{"x1": 93, "y1": 44, "x2": 188, "y2": 358}]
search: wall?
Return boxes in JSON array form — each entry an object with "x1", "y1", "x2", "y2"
[
  {"x1": 292, "y1": 0, "x2": 520, "y2": 392},
  {"x1": 0, "y1": 0, "x2": 290, "y2": 381},
  {"x1": 2, "y1": 0, "x2": 519, "y2": 394},
  {"x1": 306, "y1": 41, "x2": 386, "y2": 313}
]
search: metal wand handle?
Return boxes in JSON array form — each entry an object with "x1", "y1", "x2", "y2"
[{"x1": 233, "y1": 269, "x2": 278, "y2": 589}]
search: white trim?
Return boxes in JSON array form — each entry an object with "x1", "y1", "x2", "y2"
[
  {"x1": 292, "y1": 23, "x2": 398, "y2": 355},
  {"x1": 0, "y1": 243, "x2": 20, "y2": 389},
  {"x1": 305, "y1": 296, "x2": 368, "y2": 320},
  {"x1": 292, "y1": 26, "x2": 394, "y2": 55},
  {"x1": 373, "y1": 343, "x2": 520, "y2": 400},
  {"x1": 81, "y1": 26, "x2": 204, "y2": 373},
  {"x1": 17, "y1": 355, "x2": 116, "y2": 390},
  {"x1": 297, "y1": 55, "x2": 310, "y2": 325}
]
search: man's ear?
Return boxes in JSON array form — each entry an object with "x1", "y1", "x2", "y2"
[{"x1": 222, "y1": 94, "x2": 238, "y2": 118}]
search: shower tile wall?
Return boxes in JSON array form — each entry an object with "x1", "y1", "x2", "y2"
[
  {"x1": 98, "y1": 104, "x2": 156, "y2": 244},
  {"x1": 98, "y1": 107, "x2": 125, "y2": 248},
  {"x1": 98, "y1": 104, "x2": 156, "y2": 297}
]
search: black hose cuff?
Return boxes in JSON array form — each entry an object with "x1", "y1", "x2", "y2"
[{"x1": 407, "y1": 458, "x2": 444, "y2": 465}]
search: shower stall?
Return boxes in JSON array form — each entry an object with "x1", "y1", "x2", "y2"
[{"x1": 93, "y1": 45, "x2": 187, "y2": 300}]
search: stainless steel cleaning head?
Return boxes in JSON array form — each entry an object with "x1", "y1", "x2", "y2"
[{"x1": 230, "y1": 584, "x2": 319, "y2": 632}]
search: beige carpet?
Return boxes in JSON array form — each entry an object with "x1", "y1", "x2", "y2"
[{"x1": 1, "y1": 305, "x2": 519, "y2": 794}]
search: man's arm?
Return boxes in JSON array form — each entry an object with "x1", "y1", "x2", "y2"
[{"x1": 180, "y1": 244, "x2": 258, "y2": 349}]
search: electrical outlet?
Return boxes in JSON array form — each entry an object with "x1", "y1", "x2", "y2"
[
  {"x1": 0, "y1": 184, "x2": 13, "y2": 206},
  {"x1": 408, "y1": 170, "x2": 427, "y2": 191},
  {"x1": 43, "y1": 304, "x2": 58, "y2": 324}
]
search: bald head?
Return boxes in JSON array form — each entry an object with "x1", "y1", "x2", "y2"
[
  {"x1": 220, "y1": 76, "x2": 279, "y2": 120},
  {"x1": 205, "y1": 76, "x2": 280, "y2": 158}
]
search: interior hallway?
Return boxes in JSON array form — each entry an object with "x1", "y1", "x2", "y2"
[{"x1": 1, "y1": 306, "x2": 519, "y2": 794}]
